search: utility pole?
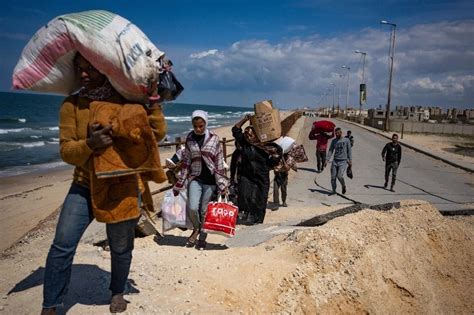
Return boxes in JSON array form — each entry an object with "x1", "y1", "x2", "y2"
[
  {"x1": 355, "y1": 50, "x2": 367, "y2": 119},
  {"x1": 381, "y1": 20, "x2": 397, "y2": 132},
  {"x1": 342, "y1": 66, "x2": 351, "y2": 116},
  {"x1": 331, "y1": 83, "x2": 336, "y2": 116}
]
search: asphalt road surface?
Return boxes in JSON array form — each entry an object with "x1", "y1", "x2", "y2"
[{"x1": 289, "y1": 118, "x2": 474, "y2": 213}]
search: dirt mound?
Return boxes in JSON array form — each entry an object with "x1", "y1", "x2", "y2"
[{"x1": 276, "y1": 200, "x2": 474, "y2": 314}]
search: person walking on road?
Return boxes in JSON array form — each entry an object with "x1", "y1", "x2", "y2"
[
  {"x1": 173, "y1": 110, "x2": 228, "y2": 250},
  {"x1": 309, "y1": 128, "x2": 334, "y2": 173},
  {"x1": 382, "y1": 133, "x2": 402, "y2": 192},
  {"x1": 232, "y1": 114, "x2": 281, "y2": 225},
  {"x1": 345, "y1": 130, "x2": 354, "y2": 147},
  {"x1": 326, "y1": 127, "x2": 352, "y2": 195},
  {"x1": 41, "y1": 53, "x2": 167, "y2": 315}
]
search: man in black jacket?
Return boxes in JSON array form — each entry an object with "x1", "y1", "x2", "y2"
[{"x1": 382, "y1": 133, "x2": 402, "y2": 191}]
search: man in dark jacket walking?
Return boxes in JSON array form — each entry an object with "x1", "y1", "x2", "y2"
[{"x1": 382, "y1": 133, "x2": 402, "y2": 191}]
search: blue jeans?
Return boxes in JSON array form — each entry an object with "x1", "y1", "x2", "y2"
[
  {"x1": 42, "y1": 183, "x2": 138, "y2": 309},
  {"x1": 331, "y1": 160, "x2": 347, "y2": 191},
  {"x1": 187, "y1": 180, "x2": 216, "y2": 241}
]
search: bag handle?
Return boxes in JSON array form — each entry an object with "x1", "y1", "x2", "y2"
[{"x1": 217, "y1": 194, "x2": 229, "y2": 203}]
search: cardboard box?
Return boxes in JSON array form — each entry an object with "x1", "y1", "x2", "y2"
[
  {"x1": 254, "y1": 100, "x2": 273, "y2": 112},
  {"x1": 251, "y1": 108, "x2": 281, "y2": 142}
]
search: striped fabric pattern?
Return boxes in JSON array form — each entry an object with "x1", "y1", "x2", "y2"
[{"x1": 175, "y1": 131, "x2": 229, "y2": 194}]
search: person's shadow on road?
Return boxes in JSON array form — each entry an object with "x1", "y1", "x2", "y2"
[
  {"x1": 153, "y1": 234, "x2": 228, "y2": 250},
  {"x1": 297, "y1": 167, "x2": 318, "y2": 173},
  {"x1": 364, "y1": 184, "x2": 387, "y2": 190},
  {"x1": 8, "y1": 264, "x2": 139, "y2": 315},
  {"x1": 308, "y1": 188, "x2": 333, "y2": 195}
]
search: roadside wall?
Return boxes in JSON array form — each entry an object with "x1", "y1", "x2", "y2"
[{"x1": 364, "y1": 119, "x2": 474, "y2": 136}]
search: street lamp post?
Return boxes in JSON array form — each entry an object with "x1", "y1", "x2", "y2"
[
  {"x1": 337, "y1": 74, "x2": 342, "y2": 115},
  {"x1": 342, "y1": 65, "x2": 351, "y2": 117},
  {"x1": 355, "y1": 50, "x2": 367, "y2": 119},
  {"x1": 381, "y1": 20, "x2": 397, "y2": 132},
  {"x1": 331, "y1": 83, "x2": 336, "y2": 116}
]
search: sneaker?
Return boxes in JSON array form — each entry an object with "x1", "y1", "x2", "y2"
[
  {"x1": 268, "y1": 203, "x2": 279, "y2": 211},
  {"x1": 342, "y1": 186, "x2": 346, "y2": 195},
  {"x1": 110, "y1": 294, "x2": 127, "y2": 313},
  {"x1": 390, "y1": 186, "x2": 395, "y2": 192},
  {"x1": 383, "y1": 182, "x2": 388, "y2": 189},
  {"x1": 329, "y1": 190, "x2": 337, "y2": 195},
  {"x1": 196, "y1": 240, "x2": 207, "y2": 250},
  {"x1": 282, "y1": 202, "x2": 288, "y2": 207},
  {"x1": 41, "y1": 308, "x2": 56, "y2": 315}
]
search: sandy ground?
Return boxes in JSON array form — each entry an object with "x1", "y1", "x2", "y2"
[
  {"x1": 400, "y1": 133, "x2": 474, "y2": 165},
  {"x1": 1, "y1": 199, "x2": 472, "y2": 314}
]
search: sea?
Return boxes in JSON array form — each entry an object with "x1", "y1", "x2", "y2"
[{"x1": 0, "y1": 91, "x2": 251, "y2": 177}]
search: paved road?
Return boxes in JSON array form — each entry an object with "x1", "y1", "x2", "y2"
[
  {"x1": 226, "y1": 116, "x2": 474, "y2": 247},
  {"x1": 290, "y1": 117, "x2": 474, "y2": 212}
]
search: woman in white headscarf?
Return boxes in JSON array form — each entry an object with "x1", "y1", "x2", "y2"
[{"x1": 173, "y1": 110, "x2": 228, "y2": 249}]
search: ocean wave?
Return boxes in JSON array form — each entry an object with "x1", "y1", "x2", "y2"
[
  {"x1": 0, "y1": 128, "x2": 28, "y2": 134},
  {"x1": 0, "y1": 118, "x2": 27, "y2": 123},
  {"x1": 49, "y1": 137, "x2": 60, "y2": 142},
  {"x1": 22, "y1": 141, "x2": 46, "y2": 148},
  {"x1": 30, "y1": 135, "x2": 42, "y2": 139},
  {"x1": 0, "y1": 126, "x2": 60, "y2": 135},
  {"x1": 166, "y1": 116, "x2": 191, "y2": 121},
  {"x1": 0, "y1": 141, "x2": 46, "y2": 149}
]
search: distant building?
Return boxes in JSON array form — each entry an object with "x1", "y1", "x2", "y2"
[{"x1": 464, "y1": 109, "x2": 474, "y2": 121}]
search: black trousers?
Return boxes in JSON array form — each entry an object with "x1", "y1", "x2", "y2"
[
  {"x1": 273, "y1": 172, "x2": 288, "y2": 204},
  {"x1": 316, "y1": 150, "x2": 326, "y2": 171},
  {"x1": 385, "y1": 161, "x2": 399, "y2": 187},
  {"x1": 238, "y1": 176, "x2": 269, "y2": 224}
]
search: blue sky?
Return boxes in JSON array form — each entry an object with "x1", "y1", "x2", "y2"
[{"x1": 1, "y1": 0, "x2": 473, "y2": 108}]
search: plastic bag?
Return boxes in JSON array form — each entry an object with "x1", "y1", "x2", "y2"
[
  {"x1": 290, "y1": 144, "x2": 308, "y2": 163},
  {"x1": 202, "y1": 196, "x2": 239, "y2": 237},
  {"x1": 347, "y1": 165, "x2": 353, "y2": 179},
  {"x1": 161, "y1": 190, "x2": 192, "y2": 231},
  {"x1": 274, "y1": 136, "x2": 296, "y2": 154},
  {"x1": 158, "y1": 71, "x2": 184, "y2": 101},
  {"x1": 13, "y1": 10, "x2": 164, "y2": 103}
]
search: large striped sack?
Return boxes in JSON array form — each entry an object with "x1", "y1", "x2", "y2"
[{"x1": 12, "y1": 10, "x2": 164, "y2": 103}]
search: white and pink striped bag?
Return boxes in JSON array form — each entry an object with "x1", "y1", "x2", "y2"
[{"x1": 12, "y1": 10, "x2": 164, "y2": 103}]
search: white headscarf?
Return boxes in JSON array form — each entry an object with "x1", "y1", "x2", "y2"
[
  {"x1": 191, "y1": 110, "x2": 210, "y2": 140},
  {"x1": 192, "y1": 110, "x2": 208, "y2": 125}
]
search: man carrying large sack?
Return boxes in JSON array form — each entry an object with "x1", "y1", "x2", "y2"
[{"x1": 41, "y1": 54, "x2": 167, "y2": 315}]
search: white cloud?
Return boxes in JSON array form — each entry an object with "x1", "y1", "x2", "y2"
[
  {"x1": 190, "y1": 49, "x2": 219, "y2": 59},
  {"x1": 175, "y1": 20, "x2": 474, "y2": 108}
]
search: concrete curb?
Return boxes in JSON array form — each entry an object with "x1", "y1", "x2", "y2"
[{"x1": 336, "y1": 118, "x2": 474, "y2": 174}]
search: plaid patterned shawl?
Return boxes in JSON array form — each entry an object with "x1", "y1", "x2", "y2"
[{"x1": 174, "y1": 130, "x2": 229, "y2": 193}]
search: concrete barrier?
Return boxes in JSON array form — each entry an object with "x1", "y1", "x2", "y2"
[{"x1": 371, "y1": 120, "x2": 474, "y2": 136}]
